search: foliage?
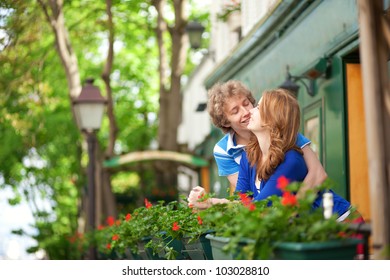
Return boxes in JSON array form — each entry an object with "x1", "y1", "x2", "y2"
[
  {"x1": 100, "y1": 197, "x2": 209, "y2": 260},
  {"x1": 0, "y1": 0, "x2": 211, "y2": 259},
  {"x1": 200, "y1": 178, "x2": 357, "y2": 259},
  {"x1": 18, "y1": 224, "x2": 88, "y2": 260},
  {"x1": 217, "y1": 0, "x2": 241, "y2": 22}
]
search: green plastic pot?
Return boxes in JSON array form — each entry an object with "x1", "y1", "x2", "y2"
[
  {"x1": 182, "y1": 231, "x2": 214, "y2": 260},
  {"x1": 273, "y1": 238, "x2": 362, "y2": 260},
  {"x1": 205, "y1": 234, "x2": 254, "y2": 260}
]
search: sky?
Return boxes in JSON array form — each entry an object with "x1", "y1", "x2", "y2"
[{"x1": 0, "y1": 188, "x2": 38, "y2": 259}]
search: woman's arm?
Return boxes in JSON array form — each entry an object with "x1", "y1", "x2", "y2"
[
  {"x1": 299, "y1": 146, "x2": 327, "y2": 198},
  {"x1": 235, "y1": 153, "x2": 253, "y2": 194}
]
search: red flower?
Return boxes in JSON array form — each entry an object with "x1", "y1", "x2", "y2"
[
  {"x1": 68, "y1": 232, "x2": 83, "y2": 243},
  {"x1": 338, "y1": 231, "x2": 347, "y2": 238},
  {"x1": 116, "y1": 220, "x2": 121, "y2": 226},
  {"x1": 106, "y1": 216, "x2": 115, "y2": 226},
  {"x1": 188, "y1": 203, "x2": 194, "y2": 208},
  {"x1": 106, "y1": 243, "x2": 111, "y2": 250},
  {"x1": 248, "y1": 203, "x2": 256, "y2": 211},
  {"x1": 197, "y1": 215, "x2": 203, "y2": 225},
  {"x1": 172, "y1": 222, "x2": 180, "y2": 231},
  {"x1": 144, "y1": 198, "x2": 152, "y2": 209},
  {"x1": 238, "y1": 193, "x2": 252, "y2": 206},
  {"x1": 68, "y1": 235, "x2": 77, "y2": 244},
  {"x1": 125, "y1": 213, "x2": 132, "y2": 221},
  {"x1": 277, "y1": 176, "x2": 290, "y2": 191},
  {"x1": 281, "y1": 192, "x2": 297, "y2": 206},
  {"x1": 98, "y1": 225, "x2": 105, "y2": 230},
  {"x1": 112, "y1": 234, "x2": 119, "y2": 241}
]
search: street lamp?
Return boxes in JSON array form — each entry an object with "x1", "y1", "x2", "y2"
[
  {"x1": 73, "y1": 78, "x2": 107, "y2": 259},
  {"x1": 186, "y1": 21, "x2": 205, "y2": 49}
]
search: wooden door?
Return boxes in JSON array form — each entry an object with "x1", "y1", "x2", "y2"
[{"x1": 346, "y1": 63, "x2": 371, "y2": 221}]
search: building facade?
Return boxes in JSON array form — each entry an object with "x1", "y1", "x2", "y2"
[{"x1": 178, "y1": 0, "x2": 390, "y2": 223}]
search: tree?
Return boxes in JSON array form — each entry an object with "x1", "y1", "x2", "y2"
[
  {"x1": 0, "y1": 0, "x2": 208, "y2": 258},
  {"x1": 37, "y1": 0, "x2": 117, "y2": 238},
  {"x1": 152, "y1": 0, "x2": 188, "y2": 196}
]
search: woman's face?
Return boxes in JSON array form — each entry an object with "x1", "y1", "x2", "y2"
[{"x1": 247, "y1": 98, "x2": 265, "y2": 133}]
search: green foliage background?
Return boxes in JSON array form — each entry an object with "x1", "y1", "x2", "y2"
[{"x1": 0, "y1": 0, "x2": 209, "y2": 259}]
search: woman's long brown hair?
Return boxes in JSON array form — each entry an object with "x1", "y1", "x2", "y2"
[{"x1": 246, "y1": 88, "x2": 302, "y2": 181}]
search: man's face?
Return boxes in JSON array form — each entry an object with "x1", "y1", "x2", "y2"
[{"x1": 223, "y1": 95, "x2": 254, "y2": 133}]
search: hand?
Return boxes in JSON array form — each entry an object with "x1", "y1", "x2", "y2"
[{"x1": 188, "y1": 186, "x2": 211, "y2": 210}]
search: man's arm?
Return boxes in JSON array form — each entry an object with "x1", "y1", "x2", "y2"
[
  {"x1": 299, "y1": 146, "x2": 327, "y2": 198},
  {"x1": 227, "y1": 173, "x2": 238, "y2": 194}
]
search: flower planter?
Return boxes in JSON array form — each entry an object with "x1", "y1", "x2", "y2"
[
  {"x1": 182, "y1": 231, "x2": 214, "y2": 260},
  {"x1": 142, "y1": 232, "x2": 189, "y2": 260},
  {"x1": 160, "y1": 235, "x2": 189, "y2": 260},
  {"x1": 127, "y1": 249, "x2": 142, "y2": 260},
  {"x1": 273, "y1": 238, "x2": 362, "y2": 260},
  {"x1": 206, "y1": 234, "x2": 254, "y2": 260},
  {"x1": 137, "y1": 236, "x2": 160, "y2": 260},
  {"x1": 97, "y1": 249, "x2": 125, "y2": 260}
]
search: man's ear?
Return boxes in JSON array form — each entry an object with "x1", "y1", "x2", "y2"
[
  {"x1": 222, "y1": 120, "x2": 231, "y2": 128},
  {"x1": 223, "y1": 124, "x2": 231, "y2": 129}
]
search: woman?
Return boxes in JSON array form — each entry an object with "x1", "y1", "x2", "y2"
[{"x1": 235, "y1": 88, "x2": 351, "y2": 217}]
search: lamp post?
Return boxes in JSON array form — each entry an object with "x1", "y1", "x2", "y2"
[
  {"x1": 73, "y1": 78, "x2": 107, "y2": 259},
  {"x1": 186, "y1": 21, "x2": 205, "y2": 49}
]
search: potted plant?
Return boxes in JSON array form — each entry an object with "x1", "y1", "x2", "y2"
[
  {"x1": 107, "y1": 198, "x2": 213, "y2": 260},
  {"x1": 200, "y1": 178, "x2": 363, "y2": 260},
  {"x1": 146, "y1": 200, "x2": 190, "y2": 260},
  {"x1": 148, "y1": 198, "x2": 214, "y2": 260},
  {"x1": 86, "y1": 215, "x2": 129, "y2": 260},
  {"x1": 263, "y1": 178, "x2": 362, "y2": 260},
  {"x1": 106, "y1": 198, "x2": 165, "y2": 260},
  {"x1": 200, "y1": 194, "x2": 268, "y2": 259}
]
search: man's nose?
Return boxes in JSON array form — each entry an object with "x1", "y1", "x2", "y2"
[
  {"x1": 247, "y1": 107, "x2": 255, "y2": 114},
  {"x1": 241, "y1": 106, "x2": 250, "y2": 114}
]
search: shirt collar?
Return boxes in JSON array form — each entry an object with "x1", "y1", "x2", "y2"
[{"x1": 226, "y1": 131, "x2": 245, "y2": 152}]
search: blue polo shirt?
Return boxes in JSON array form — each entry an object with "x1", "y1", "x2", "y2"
[{"x1": 213, "y1": 132, "x2": 310, "y2": 176}]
